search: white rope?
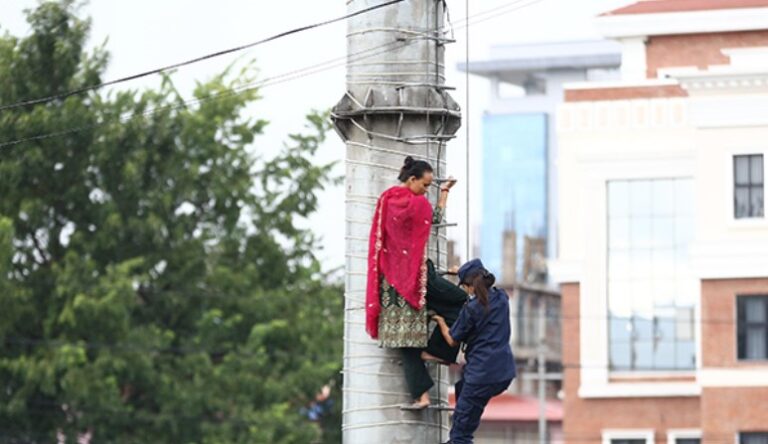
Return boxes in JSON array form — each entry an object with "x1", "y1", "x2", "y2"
[
  {"x1": 343, "y1": 420, "x2": 449, "y2": 431},
  {"x1": 348, "y1": 119, "x2": 453, "y2": 144},
  {"x1": 348, "y1": 60, "x2": 446, "y2": 68},
  {"x1": 345, "y1": 198, "x2": 377, "y2": 207},
  {"x1": 346, "y1": 141, "x2": 431, "y2": 161},
  {"x1": 345, "y1": 158, "x2": 402, "y2": 172},
  {"x1": 348, "y1": 71, "x2": 446, "y2": 79},
  {"x1": 342, "y1": 369, "x2": 404, "y2": 377},
  {"x1": 342, "y1": 404, "x2": 407, "y2": 414},
  {"x1": 343, "y1": 387, "x2": 412, "y2": 397}
]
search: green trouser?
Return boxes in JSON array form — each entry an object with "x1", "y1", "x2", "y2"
[{"x1": 401, "y1": 347, "x2": 434, "y2": 400}]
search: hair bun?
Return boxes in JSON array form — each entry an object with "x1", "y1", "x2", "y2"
[{"x1": 403, "y1": 156, "x2": 415, "y2": 168}]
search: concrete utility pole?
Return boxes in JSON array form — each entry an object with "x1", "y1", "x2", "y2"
[
  {"x1": 537, "y1": 301, "x2": 547, "y2": 444},
  {"x1": 332, "y1": 0, "x2": 461, "y2": 442}
]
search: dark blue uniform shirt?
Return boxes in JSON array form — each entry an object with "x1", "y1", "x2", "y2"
[{"x1": 449, "y1": 287, "x2": 516, "y2": 385}]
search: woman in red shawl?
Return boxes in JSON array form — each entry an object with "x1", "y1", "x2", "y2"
[{"x1": 366, "y1": 156, "x2": 458, "y2": 409}]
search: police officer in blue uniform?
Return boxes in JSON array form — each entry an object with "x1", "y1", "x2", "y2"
[{"x1": 432, "y1": 259, "x2": 516, "y2": 444}]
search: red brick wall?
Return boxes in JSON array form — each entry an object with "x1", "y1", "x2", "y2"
[
  {"x1": 702, "y1": 387, "x2": 768, "y2": 441},
  {"x1": 564, "y1": 85, "x2": 688, "y2": 102},
  {"x1": 701, "y1": 278, "x2": 768, "y2": 367},
  {"x1": 646, "y1": 31, "x2": 768, "y2": 78},
  {"x1": 561, "y1": 283, "x2": 701, "y2": 444}
]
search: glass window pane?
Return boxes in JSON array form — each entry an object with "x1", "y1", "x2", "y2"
[
  {"x1": 751, "y1": 154, "x2": 764, "y2": 184},
  {"x1": 735, "y1": 187, "x2": 751, "y2": 219},
  {"x1": 630, "y1": 249, "x2": 652, "y2": 279},
  {"x1": 675, "y1": 216, "x2": 694, "y2": 247},
  {"x1": 735, "y1": 155, "x2": 751, "y2": 185},
  {"x1": 652, "y1": 216, "x2": 675, "y2": 248},
  {"x1": 610, "y1": 342, "x2": 631, "y2": 370},
  {"x1": 677, "y1": 438, "x2": 701, "y2": 444},
  {"x1": 631, "y1": 217, "x2": 653, "y2": 249},
  {"x1": 634, "y1": 340, "x2": 654, "y2": 369},
  {"x1": 653, "y1": 338, "x2": 675, "y2": 369},
  {"x1": 751, "y1": 186, "x2": 764, "y2": 218},
  {"x1": 676, "y1": 306, "x2": 695, "y2": 341},
  {"x1": 610, "y1": 316, "x2": 632, "y2": 343},
  {"x1": 742, "y1": 433, "x2": 768, "y2": 444},
  {"x1": 675, "y1": 340, "x2": 696, "y2": 369},
  {"x1": 653, "y1": 180, "x2": 675, "y2": 216},
  {"x1": 608, "y1": 179, "x2": 696, "y2": 371},
  {"x1": 746, "y1": 298, "x2": 767, "y2": 323},
  {"x1": 747, "y1": 327, "x2": 767, "y2": 360},
  {"x1": 653, "y1": 278, "x2": 676, "y2": 307},
  {"x1": 652, "y1": 250, "x2": 675, "y2": 279},
  {"x1": 609, "y1": 250, "x2": 631, "y2": 280},
  {"x1": 609, "y1": 217, "x2": 630, "y2": 249},
  {"x1": 630, "y1": 181, "x2": 652, "y2": 216},
  {"x1": 609, "y1": 181, "x2": 630, "y2": 218},
  {"x1": 609, "y1": 280, "x2": 633, "y2": 316},
  {"x1": 634, "y1": 316, "x2": 654, "y2": 341}
]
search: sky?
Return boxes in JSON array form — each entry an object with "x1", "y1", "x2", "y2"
[{"x1": 0, "y1": 0, "x2": 635, "y2": 271}]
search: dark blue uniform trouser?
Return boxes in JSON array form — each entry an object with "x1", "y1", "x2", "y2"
[{"x1": 449, "y1": 378, "x2": 512, "y2": 444}]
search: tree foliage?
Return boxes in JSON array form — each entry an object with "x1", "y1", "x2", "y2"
[{"x1": 0, "y1": 2, "x2": 342, "y2": 443}]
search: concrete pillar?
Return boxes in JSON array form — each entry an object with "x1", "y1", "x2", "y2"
[{"x1": 332, "y1": 0, "x2": 461, "y2": 442}]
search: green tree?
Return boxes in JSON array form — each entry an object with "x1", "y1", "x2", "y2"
[{"x1": 0, "y1": 2, "x2": 343, "y2": 443}]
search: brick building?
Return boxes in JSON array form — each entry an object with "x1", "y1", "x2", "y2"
[{"x1": 551, "y1": 1, "x2": 768, "y2": 443}]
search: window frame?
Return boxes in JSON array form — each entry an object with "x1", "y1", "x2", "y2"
[
  {"x1": 606, "y1": 178, "x2": 697, "y2": 372},
  {"x1": 733, "y1": 154, "x2": 765, "y2": 220},
  {"x1": 728, "y1": 149, "x2": 767, "y2": 227},
  {"x1": 736, "y1": 295, "x2": 768, "y2": 362},
  {"x1": 739, "y1": 432, "x2": 768, "y2": 444},
  {"x1": 667, "y1": 429, "x2": 701, "y2": 444},
  {"x1": 602, "y1": 429, "x2": 655, "y2": 444}
]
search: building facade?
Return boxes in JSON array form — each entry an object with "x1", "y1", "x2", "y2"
[
  {"x1": 460, "y1": 40, "x2": 621, "y2": 283},
  {"x1": 552, "y1": 1, "x2": 768, "y2": 443}
]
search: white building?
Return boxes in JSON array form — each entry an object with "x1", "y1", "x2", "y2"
[{"x1": 552, "y1": 1, "x2": 768, "y2": 443}]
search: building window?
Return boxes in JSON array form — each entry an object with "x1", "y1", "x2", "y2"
[
  {"x1": 734, "y1": 154, "x2": 764, "y2": 219},
  {"x1": 737, "y1": 296, "x2": 768, "y2": 360},
  {"x1": 603, "y1": 430, "x2": 654, "y2": 444},
  {"x1": 607, "y1": 179, "x2": 696, "y2": 371},
  {"x1": 741, "y1": 433, "x2": 768, "y2": 444},
  {"x1": 668, "y1": 430, "x2": 701, "y2": 444}
]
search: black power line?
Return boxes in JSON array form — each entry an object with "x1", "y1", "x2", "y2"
[
  {"x1": 0, "y1": 0, "x2": 405, "y2": 113},
  {"x1": 0, "y1": 0, "x2": 543, "y2": 151}
]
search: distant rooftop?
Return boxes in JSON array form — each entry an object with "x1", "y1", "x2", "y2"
[
  {"x1": 603, "y1": 0, "x2": 768, "y2": 16},
  {"x1": 458, "y1": 40, "x2": 621, "y2": 80},
  {"x1": 449, "y1": 392, "x2": 563, "y2": 422}
]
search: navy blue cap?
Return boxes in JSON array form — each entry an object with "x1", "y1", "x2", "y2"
[{"x1": 458, "y1": 258, "x2": 485, "y2": 285}]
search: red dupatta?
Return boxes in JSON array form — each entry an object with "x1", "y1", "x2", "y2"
[{"x1": 366, "y1": 186, "x2": 433, "y2": 339}]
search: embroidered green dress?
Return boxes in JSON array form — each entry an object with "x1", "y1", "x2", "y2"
[{"x1": 377, "y1": 206, "x2": 444, "y2": 348}]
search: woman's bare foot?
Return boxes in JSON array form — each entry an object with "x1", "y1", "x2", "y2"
[
  {"x1": 415, "y1": 392, "x2": 430, "y2": 408},
  {"x1": 401, "y1": 392, "x2": 431, "y2": 410}
]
